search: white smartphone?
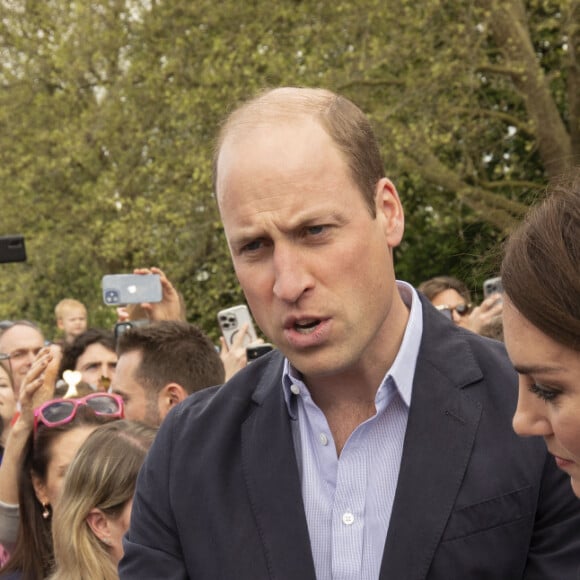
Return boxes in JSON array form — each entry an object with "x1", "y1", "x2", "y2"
[
  {"x1": 217, "y1": 305, "x2": 258, "y2": 348},
  {"x1": 102, "y1": 273, "x2": 162, "y2": 306},
  {"x1": 483, "y1": 276, "x2": 503, "y2": 299}
]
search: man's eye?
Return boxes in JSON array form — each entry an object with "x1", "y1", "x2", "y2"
[
  {"x1": 306, "y1": 225, "x2": 325, "y2": 236},
  {"x1": 241, "y1": 239, "x2": 265, "y2": 253},
  {"x1": 528, "y1": 382, "x2": 559, "y2": 402}
]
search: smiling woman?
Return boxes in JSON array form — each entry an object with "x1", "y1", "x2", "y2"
[{"x1": 501, "y1": 172, "x2": 580, "y2": 496}]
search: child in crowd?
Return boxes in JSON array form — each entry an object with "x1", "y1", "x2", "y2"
[{"x1": 54, "y1": 300, "x2": 88, "y2": 346}]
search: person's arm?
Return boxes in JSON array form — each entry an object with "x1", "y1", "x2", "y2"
[
  {"x1": 0, "y1": 347, "x2": 57, "y2": 546},
  {"x1": 119, "y1": 409, "x2": 188, "y2": 579},
  {"x1": 219, "y1": 323, "x2": 264, "y2": 381}
]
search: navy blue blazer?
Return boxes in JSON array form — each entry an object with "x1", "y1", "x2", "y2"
[{"x1": 120, "y1": 296, "x2": 580, "y2": 579}]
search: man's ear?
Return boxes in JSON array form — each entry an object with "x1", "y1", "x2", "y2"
[
  {"x1": 86, "y1": 508, "x2": 112, "y2": 545},
  {"x1": 158, "y1": 383, "x2": 188, "y2": 414},
  {"x1": 375, "y1": 177, "x2": 404, "y2": 248},
  {"x1": 31, "y1": 471, "x2": 49, "y2": 506}
]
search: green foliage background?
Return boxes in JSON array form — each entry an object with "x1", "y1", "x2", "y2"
[{"x1": 0, "y1": 0, "x2": 578, "y2": 341}]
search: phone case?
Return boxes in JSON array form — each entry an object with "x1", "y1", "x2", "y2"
[
  {"x1": 217, "y1": 305, "x2": 258, "y2": 347},
  {"x1": 483, "y1": 276, "x2": 503, "y2": 298},
  {"x1": 102, "y1": 274, "x2": 162, "y2": 306}
]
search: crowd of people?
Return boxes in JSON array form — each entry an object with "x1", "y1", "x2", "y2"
[{"x1": 0, "y1": 87, "x2": 577, "y2": 579}]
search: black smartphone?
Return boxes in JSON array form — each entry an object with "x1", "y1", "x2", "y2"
[
  {"x1": 246, "y1": 344, "x2": 273, "y2": 361},
  {"x1": 0, "y1": 235, "x2": 26, "y2": 264},
  {"x1": 114, "y1": 320, "x2": 149, "y2": 340}
]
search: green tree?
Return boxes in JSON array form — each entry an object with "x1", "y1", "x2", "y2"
[{"x1": 0, "y1": 0, "x2": 576, "y2": 336}]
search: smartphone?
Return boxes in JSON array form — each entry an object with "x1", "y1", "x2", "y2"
[
  {"x1": 102, "y1": 274, "x2": 162, "y2": 306},
  {"x1": 114, "y1": 319, "x2": 149, "y2": 340},
  {"x1": 483, "y1": 276, "x2": 503, "y2": 299},
  {"x1": 0, "y1": 235, "x2": 26, "y2": 264},
  {"x1": 217, "y1": 305, "x2": 258, "y2": 348},
  {"x1": 246, "y1": 344, "x2": 274, "y2": 361}
]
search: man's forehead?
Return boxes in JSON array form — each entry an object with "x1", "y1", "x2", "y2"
[
  {"x1": 0, "y1": 325, "x2": 44, "y2": 349},
  {"x1": 216, "y1": 117, "x2": 332, "y2": 202}
]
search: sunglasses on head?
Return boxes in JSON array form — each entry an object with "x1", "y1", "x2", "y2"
[
  {"x1": 33, "y1": 393, "x2": 124, "y2": 436},
  {"x1": 435, "y1": 303, "x2": 472, "y2": 319}
]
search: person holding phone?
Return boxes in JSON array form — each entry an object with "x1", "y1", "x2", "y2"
[
  {"x1": 501, "y1": 174, "x2": 580, "y2": 496},
  {"x1": 121, "y1": 88, "x2": 580, "y2": 579},
  {"x1": 418, "y1": 275, "x2": 504, "y2": 340}
]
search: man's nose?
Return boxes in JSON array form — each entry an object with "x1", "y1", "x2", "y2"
[
  {"x1": 272, "y1": 245, "x2": 313, "y2": 303},
  {"x1": 23, "y1": 351, "x2": 36, "y2": 368}
]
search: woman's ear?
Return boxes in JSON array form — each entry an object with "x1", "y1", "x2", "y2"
[
  {"x1": 86, "y1": 508, "x2": 112, "y2": 545},
  {"x1": 31, "y1": 471, "x2": 48, "y2": 506}
]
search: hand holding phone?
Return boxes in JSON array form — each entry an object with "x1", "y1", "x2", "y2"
[
  {"x1": 483, "y1": 276, "x2": 503, "y2": 299},
  {"x1": 217, "y1": 305, "x2": 258, "y2": 348}
]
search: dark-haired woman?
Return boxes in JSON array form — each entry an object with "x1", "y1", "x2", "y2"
[
  {"x1": 0, "y1": 393, "x2": 123, "y2": 579},
  {"x1": 502, "y1": 173, "x2": 580, "y2": 496}
]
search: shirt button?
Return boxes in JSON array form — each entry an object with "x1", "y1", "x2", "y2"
[
  {"x1": 342, "y1": 512, "x2": 355, "y2": 526},
  {"x1": 290, "y1": 384, "x2": 300, "y2": 395},
  {"x1": 319, "y1": 433, "x2": 328, "y2": 446}
]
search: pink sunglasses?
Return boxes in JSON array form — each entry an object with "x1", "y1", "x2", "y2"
[{"x1": 34, "y1": 393, "x2": 124, "y2": 435}]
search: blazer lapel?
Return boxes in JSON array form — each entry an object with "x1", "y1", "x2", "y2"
[
  {"x1": 380, "y1": 301, "x2": 484, "y2": 580},
  {"x1": 241, "y1": 357, "x2": 317, "y2": 580}
]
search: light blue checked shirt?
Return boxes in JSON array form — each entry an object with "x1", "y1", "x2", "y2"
[{"x1": 282, "y1": 281, "x2": 423, "y2": 580}]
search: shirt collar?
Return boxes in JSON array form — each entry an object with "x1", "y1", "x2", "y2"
[{"x1": 282, "y1": 281, "x2": 423, "y2": 418}]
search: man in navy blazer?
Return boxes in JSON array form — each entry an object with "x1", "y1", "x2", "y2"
[{"x1": 120, "y1": 88, "x2": 580, "y2": 579}]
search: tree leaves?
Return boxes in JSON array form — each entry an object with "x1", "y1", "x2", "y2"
[{"x1": 0, "y1": 0, "x2": 574, "y2": 336}]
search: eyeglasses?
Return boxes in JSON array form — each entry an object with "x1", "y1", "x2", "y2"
[
  {"x1": 33, "y1": 393, "x2": 124, "y2": 435},
  {"x1": 0, "y1": 353, "x2": 12, "y2": 375},
  {"x1": 435, "y1": 303, "x2": 473, "y2": 319}
]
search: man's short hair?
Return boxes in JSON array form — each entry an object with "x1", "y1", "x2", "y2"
[
  {"x1": 58, "y1": 328, "x2": 116, "y2": 376},
  {"x1": 214, "y1": 87, "x2": 385, "y2": 216},
  {"x1": 54, "y1": 298, "x2": 86, "y2": 321},
  {"x1": 417, "y1": 276, "x2": 472, "y2": 305},
  {"x1": 116, "y1": 321, "x2": 225, "y2": 395}
]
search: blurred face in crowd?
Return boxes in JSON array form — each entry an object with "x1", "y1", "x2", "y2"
[
  {"x1": 0, "y1": 324, "x2": 45, "y2": 396},
  {"x1": 75, "y1": 343, "x2": 117, "y2": 392},
  {"x1": 58, "y1": 308, "x2": 87, "y2": 341},
  {"x1": 216, "y1": 116, "x2": 406, "y2": 388},
  {"x1": 112, "y1": 350, "x2": 160, "y2": 427},
  {"x1": 32, "y1": 425, "x2": 97, "y2": 508},
  {"x1": 430, "y1": 288, "x2": 471, "y2": 328},
  {"x1": 0, "y1": 365, "x2": 16, "y2": 434},
  {"x1": 505, "y1": 298, "x2": 580, "y2": 497}
]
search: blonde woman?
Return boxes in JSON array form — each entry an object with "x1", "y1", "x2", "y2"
[{"x1": 49, "y1": 421, "x2": 156, "y2": 580}]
